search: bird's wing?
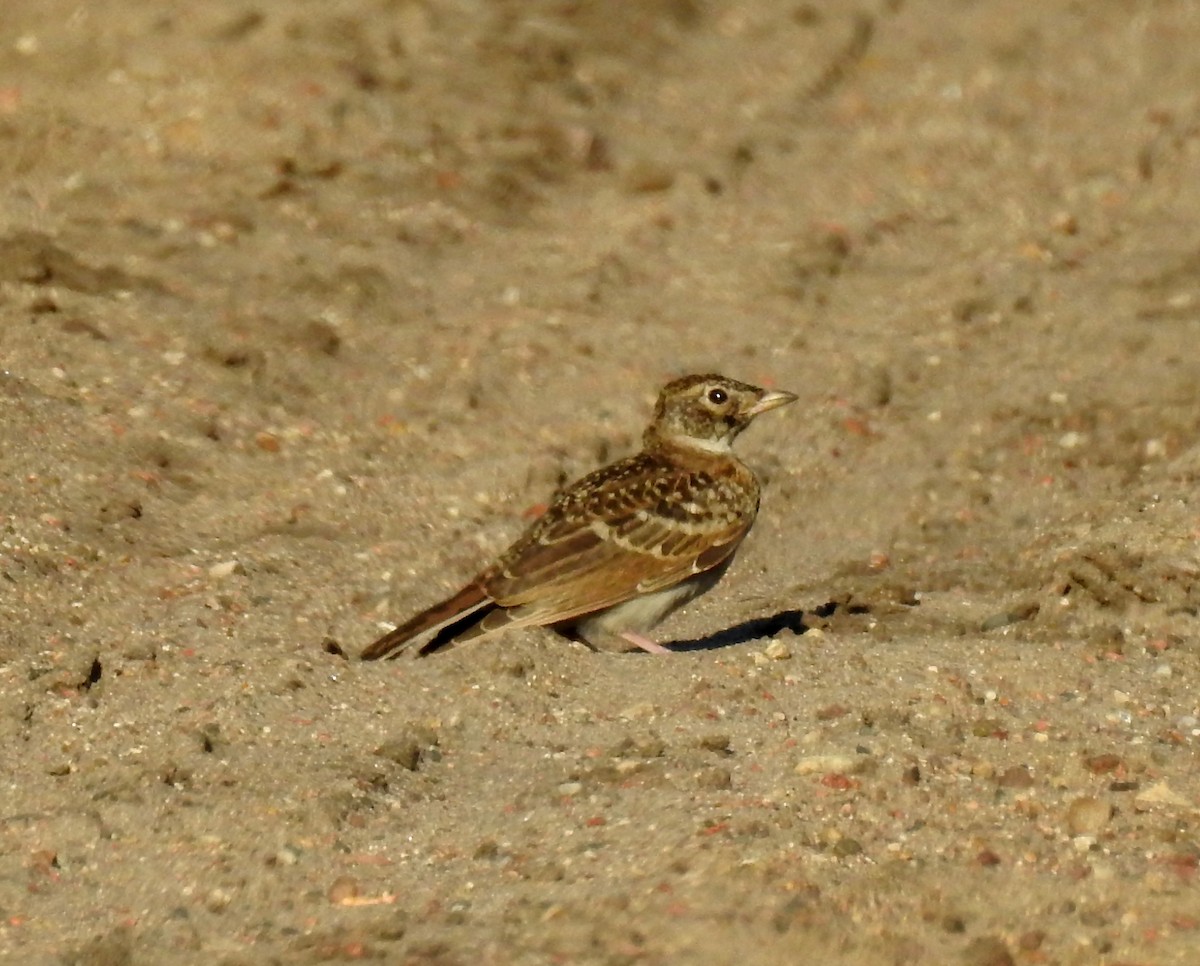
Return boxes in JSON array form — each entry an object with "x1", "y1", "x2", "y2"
[
  {"x1": 360, "y1": 580, "x2": 493, "y2": 660},
  {"x1": 482, "y1": 453, "x2": 756, "y2": 628}
]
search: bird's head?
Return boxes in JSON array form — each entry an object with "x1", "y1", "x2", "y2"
[{"x1": 644, "y1": 373, "x2": 797, "y2": 454}]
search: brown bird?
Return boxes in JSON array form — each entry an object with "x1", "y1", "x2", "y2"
[{"x1": 360, "y1": 373, "x2": 796, "y2": 659}]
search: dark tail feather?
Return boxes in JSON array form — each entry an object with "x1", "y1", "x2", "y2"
[{"x1": 361, "y1": 582, "x2": 492, "y2": 660}]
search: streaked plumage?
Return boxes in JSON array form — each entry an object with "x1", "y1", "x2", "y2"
[{"x1": 361, "y1": 374, "x2": 796, "y2": 659}]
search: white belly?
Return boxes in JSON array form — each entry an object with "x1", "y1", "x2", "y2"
[{"x1": 571, "y1": 559, "x2": 732, "y2": 648}]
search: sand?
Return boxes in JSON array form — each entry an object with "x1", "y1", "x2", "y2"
[{"x1": 4, "y1": 1, "x2": 1200, "y2": 963}]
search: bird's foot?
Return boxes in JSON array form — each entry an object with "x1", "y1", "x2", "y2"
[{"x1": 620, "y1": 631, "x2": 673, "y2": 655}]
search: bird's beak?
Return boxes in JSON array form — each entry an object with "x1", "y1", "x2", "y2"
[{"x1": 745, "y1": 389, "x2": 798, "y2": 416}]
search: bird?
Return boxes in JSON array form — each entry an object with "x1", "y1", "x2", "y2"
[{"x1": 360, "y1": 373, "x2": 797, "y2": 660}]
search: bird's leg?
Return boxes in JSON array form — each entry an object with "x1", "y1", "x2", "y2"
[{"x1": 620, "y1": 631, "x2": 673, "y2": 655}]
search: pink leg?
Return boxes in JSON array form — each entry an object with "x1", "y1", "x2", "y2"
[{"x1": 620, "y1": 631, "x2": 672, "y2": 655}]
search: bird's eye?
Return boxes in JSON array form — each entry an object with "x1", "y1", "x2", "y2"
[{"x1": 706, "y1": 387, "x2": 728, "y2": 405}]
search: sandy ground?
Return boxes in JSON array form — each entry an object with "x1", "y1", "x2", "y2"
[{"x1": 4, "y1": 1, "x2": 1200, "y2": 963}]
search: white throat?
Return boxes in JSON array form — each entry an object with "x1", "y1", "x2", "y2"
[{"x1": 665, "y1": 433, "x2": 733, "y2": 455}]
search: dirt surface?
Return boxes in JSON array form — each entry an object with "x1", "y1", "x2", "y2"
[{"x1": 4, "y1": 1, "x2": 1200, "y2": 963}]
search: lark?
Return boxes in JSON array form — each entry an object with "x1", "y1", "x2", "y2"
[{"x1": 361, "y1": 374, "x2": 796, "y2": 659}]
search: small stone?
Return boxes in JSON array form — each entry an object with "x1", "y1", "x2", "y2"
[
  {"x1": 27, "y1": 850, "x2": 58, "y2": 874},
  {"x1": 996, "y1": 765, "x2": 1034, "y2": 789},
  {"x1": 1135, "y1": 781, "x2": 1192, "y2": 810},
  {"x1": 474, "y1": 838, "x2": 501, "y2": 860},
  {"x1": 205, "y1": 887, "x2": 233, "y2": 913},
  {"x1": 763, "y1": 638, "x2": 792, "y2": 660},
  {"x1": 971, "y1": 718, "x2": 1006, "y2": 739},
  {"x1": 694, "y1": 766, "x2": 732, "y2": 790},
  {"x1": 327, "y1": 875, "x2": 361, "y2": 905},
  {"x1": 970, "y1": 760, "x2": 996, "y2": 780},
  {"x1": 1051, "y1": 211, "x2": 1078, "y2": 235},
  {"x1": 1084, "y1": 753, "x2": 1122, "y2": 774},
  {"x1": 1017, "y1": 930, "x2": 1046, "y2": 951},
  {"x1": 795, "y1": 754, "x2": 860, "y2": 776},
  {"x1": 1066, "y1": 796, "x2": 1111, "y2": 837},
  {"x1": 557, "y1": 782, "x2": 583, "y2": 797},
  {"x1": 831, "y1": 837, "x2": 863, "y2": 857},
  {"x1": 208, "y1": 559, "x2": 244, "y2": 579},
  {"x1": 623, "y1": 158, "x2": 675, "y2": 193},
  {"x1": 272, "y1": 846, "x2": 301, "y2": 867}
]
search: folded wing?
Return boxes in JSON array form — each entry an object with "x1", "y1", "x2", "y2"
[{"x1": 481, "y1": 454, "x2": 756, "y2": 629}]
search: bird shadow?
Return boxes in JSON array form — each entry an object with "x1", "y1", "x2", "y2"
[{"x1": 666, "y1": 606, "x2": 815, "y2": 652}]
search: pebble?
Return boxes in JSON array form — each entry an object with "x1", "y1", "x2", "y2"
[
  {"x1": 794, "y1": 754, "x2": 860, "y2": 776},
  {"x1": 27, "y1": 850, "x2": 58, "y2": 875},
  {"x1": 208, "y1": 559, "x2": 244, "y2": 579},
  {"x1": 694, "y1": 766, "x2": 732, "y2": 790},
  {"x1": 1065, "y1": 796, "x2": 1111, "y2": 837},
  {"x1": 970, "y1": 718, "x2": 1005, "y2": 738},
  {"x1": 327, "y1": 875, "x2": 361, "y2": 905},
  {"x1": 1135, "y1": 781, "x2": 1192, "y2": 810},
  {"x1": 474, "y1": 839, "x2": 501, "y2": 860},
  {"x1": 831, "y1": 837, "x2": 863, "y2": 858},
  {"x1": 1083, "y1": 753, "x2": 1122, "y2": 775},
  {"x1": 1051, "y1": 210, "x2": 1078, "y2": 235},
  {"x1": 272, "y1": 846, "x2": 301, "y2": 867},
  {"x1": 970, "y1": 760, "x2": 995, "y2": 780},
  {"x1": 996, "y1": 765, "x2": 1034, "y2": 789},
  {"x1": 623, "y1": 158, "x2": 675, "y2": 193},
  {"x1": 763, "y1": 638, "x2": 792, "y2": 660}
]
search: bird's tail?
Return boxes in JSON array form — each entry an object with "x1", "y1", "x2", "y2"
[{"x1": 360, "y1": 581, "x2": 493, "y2": 660}]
